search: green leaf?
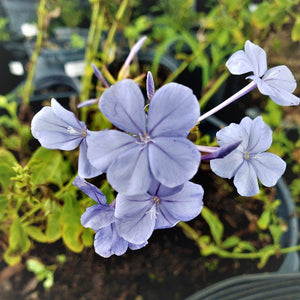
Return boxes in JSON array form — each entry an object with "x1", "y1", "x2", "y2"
[
  {"x1": 201, "y1": 206, "x2": 224, "y2": 246},
  {"x1": 235, "y1": 241, "x2": 256, "y2": 253},
  {"x1": 0, "y1": 148, "x2": 18, "y2": 192},
  {"x1": 222, "y1": 236, "x2": 240, "y2": 249},
  {"x1": 0, "y1": 195, "x2": 9, "y2": 218},
  {"x1": 29, "y1": 147, "x2": 63, "y2": 185},
  {"x1": 60, "y1": 189, "x2": 84, "y2": 252},
  {"x1": 292, "y1": 16, "x2": 300, "y2": 41},
  {"x1": 24, "y1": 225, "x2": 48, "y2": 243},
  {"x1": 269, "y1": 224, "x2": 283, "y2": 245},
  {"x1": 257, "y1": 210, "x2": 271, "y2": 230},
  {"x1": 81, "y1": 228, "x2": 94, "y2": 247},
  {"x1": 4, "y1": 217, "x2": 30, "y2": 265},
  {"x1": 46, "y1": 211, "x2": 62, "y2": 242},
  {"x1": 257, "y1": 245, "x2": 277, "y2": 269}
]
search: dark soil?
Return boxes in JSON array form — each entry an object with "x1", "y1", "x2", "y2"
[{"x1": 0, "y1": 169, "x2": 285, "y2": 300}]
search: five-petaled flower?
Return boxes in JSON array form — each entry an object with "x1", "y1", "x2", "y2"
[
  {"x1": 210, "y1": 116, "x2": 286, "y2": 196},
  {"x1": 115, "y1": 179, "x2": 204, "y2": 245},
  {"x1": 31, "y1": 98, "x2": 100, "y2": 178},
  {"x1": 226, "y1": 40, "x2": 300, "y2": 106},
  {"x1": 73, "y1": 176, "x2": 146, "y2": 258},
  {"x1": 87, "y1": 79, "x2": 201, "y2": 195}
]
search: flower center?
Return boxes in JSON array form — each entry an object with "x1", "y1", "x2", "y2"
[
  {"x1": 243, "y1": 151, "x2": 250, "y2": 160},
  {"x1": 153, "y1": 196, "x2": 160, "y2": 204},
  {"x1": 136, "y1": 132, "x2": 152, "y2": 147}
]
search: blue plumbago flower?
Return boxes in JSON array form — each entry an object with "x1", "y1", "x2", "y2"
[
  {"x1": 210, "y1": 116, "x2": 286, "y2": 196},
  {"x1": 31, "y1": 98, "x2": 100, "y2": 178},
  {"x1": 114, "y1": 179, "x2": 204, "y2": 245},
  {"x1": 226, "y1": 40, "x2": 300, "y2": 106},
  {"x1": 73, "y1": 176, "x2": 146, "y2": 258},
  {"x1": 87, "y1": 79, "x2": 201, "y2": 195}
]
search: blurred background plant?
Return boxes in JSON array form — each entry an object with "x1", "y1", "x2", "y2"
[{"x1": 0, "y1": 0, "x2": 300, "y2": 297}]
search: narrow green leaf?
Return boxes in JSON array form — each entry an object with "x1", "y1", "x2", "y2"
[
  {"x1": 24, "y1": 225, "x2": 48, "y2": 243},
  {"x1": 222, "y1": 236, "x2": 240, "y2": 249},
  {"x1": 201, "y1": 206, "x2": 224, "y2": 246},
  {"x1": 292, "y1": 16, "x2": 300, "y2": 41}
]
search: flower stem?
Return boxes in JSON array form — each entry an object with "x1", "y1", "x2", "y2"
[
  {"x1": 22, "y1": 0, "x2": 47, "y2": 105},
  {"x1": 198, "y1": 81, "x2": 257, "y2": 123}
]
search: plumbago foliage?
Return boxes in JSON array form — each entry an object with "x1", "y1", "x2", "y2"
[{"x1": 28, "y1": 38, "x2": 299, "y2": 260}]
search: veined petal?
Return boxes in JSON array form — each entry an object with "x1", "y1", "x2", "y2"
[
  {"x1": 86, "y1": 130, "x2": 137, "y2": 173},
  {"x1": 148, "y1": 179, "x2": 183, "y2": 198},
  {"x1": 255, "y1": 66, "x2": 300, "y2": 106},
  {"x1": 107, "y1": 145, "x2": 152, "y2": 195},
  {"x1": 240, "y1": 116, "x2": 272, "y2": 152},
  {"x1": 31, "y1": 106, "x2": 84, "y2": 150},
  {"x1": 210, "y1": 150, "x2": 244, "y2": 179},
  {"x1": 147, "y1": 83, "x2": 199, "y2": 137},
  {"x1": 94, "y1": 224, "x2": 129, "y2": 258},
  {"x1": 148, "y1": 137, "x2": 200, "y2": 188},
  {"x1": 156, "y1": 181, "x2": 204, "y2": 229},
  {"x1": 73, "y1": 176, "x2": 106, "y2": 205},
  {"x1": 244, "y1": 40, "x2": 267, "y2": 77},
  {"x1": 251, "y1": 152, "x2": 286, "y2": 187},
  {"x1": 81, "y1": 205, "x2": 115, "y2": 231},
  {"x1": 115, "y1": 193, "x2": 155, "y2": 244},
  {"x1": 51, "y1": 98, "x2": 85, "y2": 131},
  {"x1": 78, "y1": 139, "x2": 102, "y2": 179},
  {"x1": 263, "y1": 66, "x2": 297, "y2": 93},
  {"x1": 99, "y1": 79, "x2": 146, "y2": 135},
  {"x1": 233, "y1": 160, "x2": 260, "y2": 196}
]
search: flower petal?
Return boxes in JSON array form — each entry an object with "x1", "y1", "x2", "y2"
[
  {"x1": 156, "y1": 181, "x2": 204, "y2": 229},
  {"x1": 210, "y1": 150, "x2": 244, "y2": 179},
  {"x1": 115, "y1": 193, "x2": 155, "y2": 244},
  {"x1": 81, "y1": 205, "x2": 115, "y2": 231},
  {"x1": 244, "y1": 40, "x2": 267, "y2": 77},
  {"x1": 149, "y1": 137, "x2": 200, "y2": 187},
  {"x1": 147, "y1": 83, "x2": 199, "y2": 137},
  {"x1": 240, "y1": 116, "x2": 272, "y2": 153},
  {"x1": 251, "y1": 152, "x2": 286, "y2": 187},
  {"x1": 94, "y1": 224, "x2": 129, "y2": 258},
  {"x1": 99, "y1": 79, "x2": 146, "y2": 134},
  {"x1": 86, "y1": 130, "x2": 137, "y2": 173},
  {"x1": 215, "y1": 122, "x2": 248, "y2": 150},
  {"x1": 31, "y1": 106, "x2": 84, "y2": 150},
  {"x1": 78, "y1": 139, "x2": 102, "y2": 178},
  {"x1": 253, "y1": 66, "x2": 300, "y2": 106},
  {"x1": 107, "y1": 145, "x2": 152, "y2": 195},
  {"x1": 73, "y1": 176, "x2": 106, "y2": 205},
  {"x1": 148, "y1": 179, "x2": 183, "y2": 197},
  {"x1": 51, "y1": 98, "x2": 85, "y2": 130},
  {"x1": 226, "y1": 41, "x2": 267, "y2": 77},
  {"x1": 233, "y1": 160, "x2": 260, "y2": 196},
  {"x1": 226, "y1": 50, "x2": 255, "y2": 75}
]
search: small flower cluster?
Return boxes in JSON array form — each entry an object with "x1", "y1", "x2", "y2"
[{"x1": 31, "y1": 39, "x2": 299, "y2": 257}]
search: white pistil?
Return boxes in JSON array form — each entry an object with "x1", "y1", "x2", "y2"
[
  {"x1": 136, "y1": 132, "x2": 152, "y2": 147},
  {"x1": 67, "y1": 126, "x2": 87, "y2": 137}
]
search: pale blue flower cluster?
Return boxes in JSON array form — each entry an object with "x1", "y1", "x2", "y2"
[{"x1": 31, "y1": 40, "x2": 299, "y2": 257}]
